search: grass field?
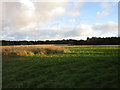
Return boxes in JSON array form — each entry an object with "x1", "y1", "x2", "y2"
[{"x1": 2, "y1": 45, "x2": 120, "y2": 88}]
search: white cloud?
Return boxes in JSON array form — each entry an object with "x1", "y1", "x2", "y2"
[
  {"x1": 74, "y1": 24, "x2": 93, "y2": 36},
  {"x1": 67, "y1": 19, "x2": 76, "y2": 24},
  {"x1": 101, "y1": 2, "x2": 111, "y2": 10},
  {"x1": 2, "y1": 1, "x2": 67, "y2": 28},
  {"x1": 0, "y1": 2, "x2": 2, "y2": 37},
  {"x1": 63, "y1": 21, "x2": 118, "y2": 38},
  {"x1": 96, "y1": 11, "x2": 109, "y2": 18},
  {"x1": 68, "y1": 1, "x2": 84, "y2": 17},
  {"x1": 51, "y1": 7, "x2": 66, "y2": 18},
  {"x1": 93, "y1": 21, "x2": 118, "y2": 35},
  {"x1": 1, "y1": 20, "x2": 118, "y2": 40},
  {"x1": 73, "y1": 1, "x2": 84, "y2": 10},
  {"x1": 68, "y1": 11, "x2": 80, "y2": 17},
  {"x1": 1, "y1": 1, "x2": 66, "y2": 40},
  {"x1": 96, "y1": 2, "x2": 112, "y2": 18},
  {"x1": 92, "y1": 0, "x2": 119, "y2": 2}
]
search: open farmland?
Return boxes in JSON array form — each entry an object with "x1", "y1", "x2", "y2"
[{"x1": 2, "y1": 45, "x2": 120, "y2": 88}]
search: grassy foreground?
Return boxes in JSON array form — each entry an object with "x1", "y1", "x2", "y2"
[{"x1": 2, "y1": 45, "x2": 120, "y2": 88}]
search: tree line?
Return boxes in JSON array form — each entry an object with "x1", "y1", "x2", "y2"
[{"x1": 1, "y1": 37, "x2": 120, "y2": 46}]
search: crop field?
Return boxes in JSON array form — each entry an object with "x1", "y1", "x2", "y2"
[{"x1": 2, "y1": 45, "x2": 120, "y2": 88}]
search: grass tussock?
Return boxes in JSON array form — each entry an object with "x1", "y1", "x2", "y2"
[{"x1": 1, "y1": 45, "x2": 70, "y2": 57}]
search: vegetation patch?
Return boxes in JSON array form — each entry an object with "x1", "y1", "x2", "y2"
[{"x1": 1, "y1": 45, "x2": 70, "y2": 56}]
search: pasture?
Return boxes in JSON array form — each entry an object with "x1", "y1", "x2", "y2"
[{"x1": 2, "y1": 45, "x2": 120, "y2": 88}]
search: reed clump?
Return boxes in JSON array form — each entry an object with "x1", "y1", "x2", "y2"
[{"x1": 1, "y1": 45, "x2": 70, "y2": 56}]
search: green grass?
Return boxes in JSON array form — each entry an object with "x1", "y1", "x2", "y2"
[{"x1": 2, "y1": 45, "x2": 120, "y2": 88}]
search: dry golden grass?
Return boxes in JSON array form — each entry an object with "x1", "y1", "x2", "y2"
[{"x1": 1, "y1": 45, "x2": 70, "y2": 57}]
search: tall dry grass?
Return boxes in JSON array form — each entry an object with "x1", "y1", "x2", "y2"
[{"x1": 1, "y1": 45, "x2": 70, "y2": 57}]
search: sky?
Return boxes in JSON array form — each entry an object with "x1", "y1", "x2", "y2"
[{"x1": 0, "y1": 0, "x2": 119, "y2": 40}]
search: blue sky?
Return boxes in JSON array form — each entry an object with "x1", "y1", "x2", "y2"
[
  {"x1": 49, "y1": 2, "x2": 118, "y2": 25},
  {"x1": 1, "y1": 0, "x2": 118, "y2": 40},
  {"x1": 80, "y1": 2, "x2": 118, "y2": 23}
]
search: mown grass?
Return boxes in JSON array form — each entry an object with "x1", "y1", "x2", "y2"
[{"x1": 2, "y1": 45, "x2": 120, "y2": 88}]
